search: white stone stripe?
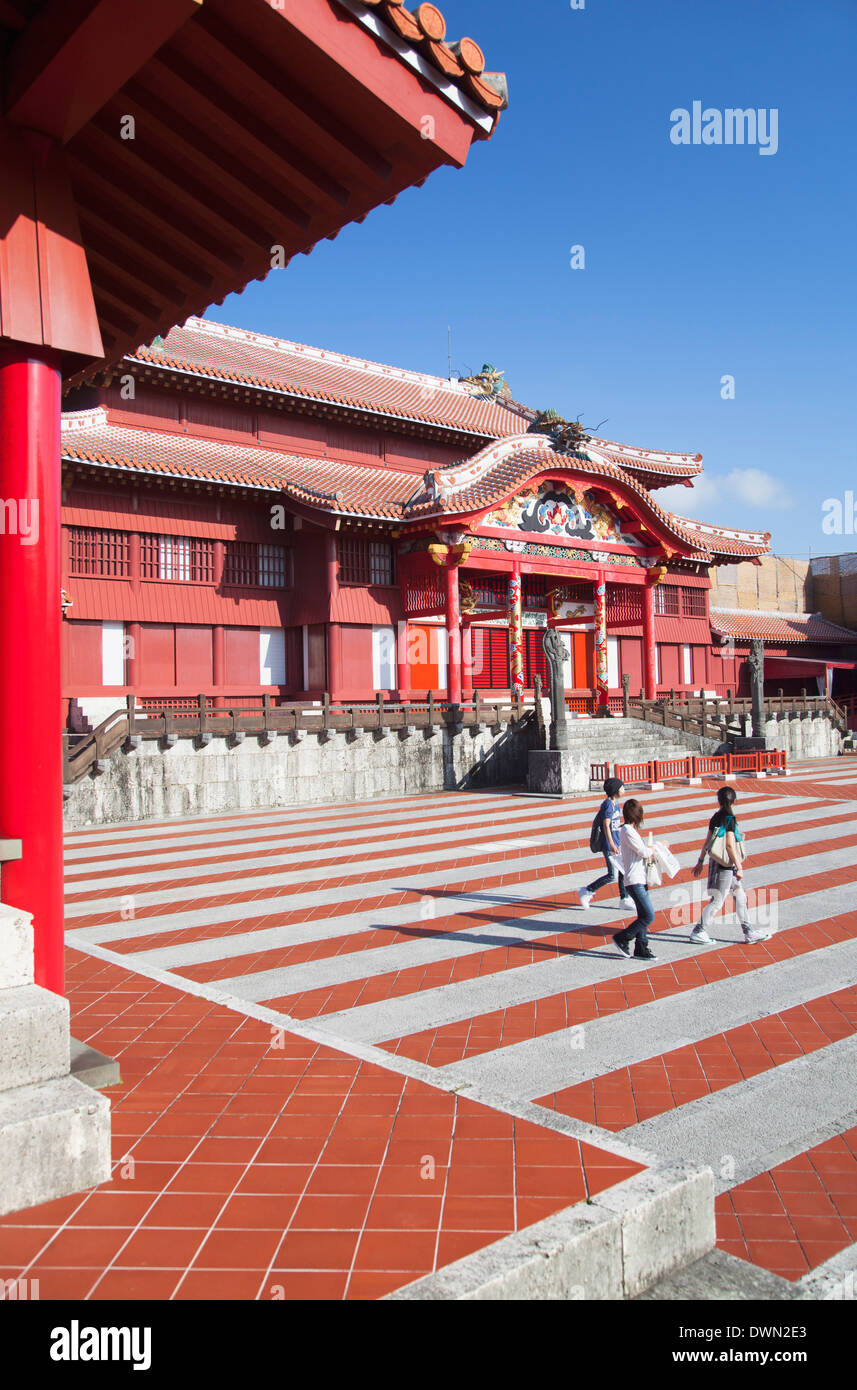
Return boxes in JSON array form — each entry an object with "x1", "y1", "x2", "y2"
[
  {"x1": 62, "y1": 794, "x2": 544, "y2": 862},
  {"x1": 621, "y1": 1037, "x2": 857, "y2": 1193},
  {"x1": 63, "y1": 782, "x2": 787, "y2": 862},
  {"x1": 322, "y1": 878, "x2": 857, "y2": 1046},
  {"x1": 315, "y1": 873, "x2": 857, "y2": 1045},
  {"x1": 61, "y1": 788, "x2": 795, "y2": 882},
  {"x1": 63, "y1": 796, "x2": 830, "y2": 906},
  {"x1": 171, "y1": 839, "x2": 857, "y2": 1001},
  {"x1": 435, "y1": 939, "x2": 857, "y2": 1098},
  {"x1": 62, "y1": 788, "x2": 507, "y2": 842},
  {"x1": 65, "y1": 812, "x2": 843, "y2": 950}
]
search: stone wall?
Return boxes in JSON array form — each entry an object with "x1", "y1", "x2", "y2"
[
  {"x1": 730, "y1": 711, "x2": 842, "y2": 759},
  {"x1": 63, "y1": 710, "x2": 842, "y2": 829},
  {"x1": 64, "y1": 716, "x2": 543, "y2": 828}
]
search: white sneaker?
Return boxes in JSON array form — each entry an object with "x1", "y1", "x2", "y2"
[
  {"x1": 577, "y1": 888, "x2": 594, "y2": 909},
  {"x1": 619, "y1": 897, "x2": 635, "y2": 909},
  {"x1": 690, "y1": 925, "x2": 713, "y2": 944},
  {"x1": 743, "y1": 926, "x2": 770, "y2": 945}
]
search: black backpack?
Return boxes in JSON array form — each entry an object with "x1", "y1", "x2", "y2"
[{"x1": 589, "y1": 807, "x2": 605, "y2": 854}]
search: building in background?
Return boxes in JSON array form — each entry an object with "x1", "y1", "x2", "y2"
[{"x1": 59, "y1": 318, "x2": 856, "y2": 730}]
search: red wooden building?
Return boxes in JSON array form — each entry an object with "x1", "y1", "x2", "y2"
[{"x1": 59, "y1": 316, "x2": 855, "y2": 727}]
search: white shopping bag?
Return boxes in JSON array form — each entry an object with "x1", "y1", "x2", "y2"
[{"x1": 652, "y1": 840, "x2": 680, "y2": 879}]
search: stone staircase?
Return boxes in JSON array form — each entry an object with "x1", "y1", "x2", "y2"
[
  {"x1": 563, "y1": 717, "x2": 721, "y2": 783},
  {"x1": 0, "y1": 900, "x2": 111, "y2": 1216}
]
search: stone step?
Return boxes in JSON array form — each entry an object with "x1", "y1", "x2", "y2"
[
  {"x1": 635, "y1": 1247, "x2": 804, "y2": 1301},
  {"x1": 0, "y1": 902, "x2": 34, "y2": 989},
  {"x1": 0, "y1": 985, "x2": 70, "y2": 1091},
  {"x1": 0, "y1": 1074, "x2": 111, "y2": 1218}
]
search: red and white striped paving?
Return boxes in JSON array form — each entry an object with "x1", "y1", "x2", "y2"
[{"x1": 3, "y1": 756, "x2": 857, "y2": 1298}]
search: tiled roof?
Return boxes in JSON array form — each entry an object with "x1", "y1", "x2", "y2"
[
  {"x1": 350, "y1": 2, "x2": 508, "y2": 119},
  {"x1": 61, "y1": 410, "x2": 418, "y2": 519},
  {"x1": 668, "y1": 514, "x2": 770, "y2": 557},
  {"x1": 586, "y1": 436, "x2": 704, "y2": 482},
  {"x1": 128, "y1": 319, "x2": 526, "y2": 439},
  {"x1": 404, "y1": 435, "x2": 713, "y2": 555},
  {"x1": 710, "y1": 608, "x2": 857, "y2": 645},
  {"x1": 61, "y1": 412, "x2": 764, "y2": 562}
]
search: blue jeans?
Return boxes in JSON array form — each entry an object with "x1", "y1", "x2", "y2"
[
  {"x1": 617, "y1": 883, "x2": 654, "y2": 948},
  {"x1": 586, "y1": 850, "x2": 626, "y2": 898}
]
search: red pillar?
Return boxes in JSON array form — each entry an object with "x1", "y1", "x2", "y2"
[
  {"x1": 212, "y1": 625, "x2": 225, "y2": 707},
  {"x1": 325, "y1": 532, "x2": 342, "y2": 700},
  {"x1": 0, "y1": 347, "x2": 64, "y2": 994},
  {"x1": 508, "y1": 565, "x2": 523, "y2": 694},
  {"x1": 445, "y1": 562, "x2": 462, "y2": 705},
  {"x1": 593, "y1": 570, "x2": 609, "y2": 710},
  {"x1": 643, "y1": 580, "x2": 657, "y2": 700}
]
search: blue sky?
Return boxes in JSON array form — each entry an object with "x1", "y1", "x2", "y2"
[{"x1": 209, "y1": 0, "x2": 857, "y2": 559}]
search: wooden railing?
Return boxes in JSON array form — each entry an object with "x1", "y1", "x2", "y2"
[
  {"x1": 618, "y1": 680, "x2": 848, "y2": 739},
  {"x1": 63, "y1": 691, "x2": 532, "y2": 786}
]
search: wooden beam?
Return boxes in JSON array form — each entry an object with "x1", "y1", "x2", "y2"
[{"x1": 4, "y1": 0, "x2": 203, "y2": 143}]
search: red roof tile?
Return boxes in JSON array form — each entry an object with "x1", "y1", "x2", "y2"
[
  {"x1": 668, "y1": 514, "x2": 770, "y2": 558},
  {"x1": 710, "y1": 609, "x2": 857, "y2": 644},
  {"x1": 61, "y1": 409, "x2": 419, "y2": 518},
  {"x1": 129, "y1": 319, "x2": 526, "y2": 439},
  {"x1": 61, "y1": 413, "x2": 767, "y2": 561}
]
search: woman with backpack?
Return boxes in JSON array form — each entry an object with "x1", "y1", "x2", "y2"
[
  {"x1": 690, "y1": 785, "x2": 769, "y2": 945},
  {"x1": 611, "y1": 798, "x2": 658, "y2": 961},
  {"x1": 577, "y1": 776, "x2": 634, "y2": 910}
]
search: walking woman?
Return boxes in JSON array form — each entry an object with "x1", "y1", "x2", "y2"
[
  {"x1": 690, "y1": 785, "x2": 769, "y2": 945},
  {"x1": 612, "y1": 799, "x2": 657, "y2": 961}
]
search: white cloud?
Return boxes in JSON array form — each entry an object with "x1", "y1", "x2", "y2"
[{"x1": 656, "y1": 468, "x2": 793, "y2": 519}]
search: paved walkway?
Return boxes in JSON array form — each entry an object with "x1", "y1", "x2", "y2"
[{"x1": 2, "y1": 756, "x2": 856, "y2": 1297}]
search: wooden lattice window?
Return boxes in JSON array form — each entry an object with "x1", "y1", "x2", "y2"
[
  {"x1": 141, "y1": 535, "x2": 214, "y2": 583},
  {"x1": 681, "y1": 586, "x2": 706, "y2": 618},
  {"x1": 337, "y1": 537, "x2": 395, "y2": 586},
  {"x1": 606, "y1": 584, "x2": 643, "y2": 624},
  {"x1": 470, "y1": 573, "x2": 506, "y2": 606},
  {"x1": 223, "y1": 541, "x2": 290, "y2": 588},
  {"x1": 654, "y1": 584, "x2": 680, "y2": 616},
  {"x1": 69, "y1": 527, "x2": 130, "y2": 578}
]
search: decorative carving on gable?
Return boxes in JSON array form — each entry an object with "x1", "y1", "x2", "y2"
[{"x1": 480, "y1": 481, "x2": 643, "y2": 547}]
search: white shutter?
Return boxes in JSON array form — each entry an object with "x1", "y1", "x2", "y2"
[
  {"x1": 435, "y1": 626, "x2": 448, "y2": 691},
  {"x1": 102, "y1": 621, "x2": 125, "y2": 686},
  {"x1": 682, "y1": 645, "x2": 693, "y2": 685},
  {"x1": 606, "y1": 636, "x2": 619, "y2": 688},
  {"x1": 260, "y1": 628, "x2": 286, "y2": 685},
  {"x1": 372, "y1": 625, "x2": 396, "y2": 691}
]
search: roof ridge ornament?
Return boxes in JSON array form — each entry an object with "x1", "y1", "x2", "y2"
[{"x1": 529, "y1": 408, "x2": 591, "y2": 455}]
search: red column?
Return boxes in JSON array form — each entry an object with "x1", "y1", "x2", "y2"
[
  {"x1": 212, "y1": 625, "x2": 225, "y2": 707},
  {"x1": 593, "y1": 570, "x2": 609, "y2": 710},
  {"x1": 508, "y1": 565, "x2": 523, "y2": 693},
  {"x1": 396, "y1": 620, "x2": 411, "y2": 703},
  {"x1": 0, "y1": 347, "x2": 64, "y2": 994},
  {"x1": 643, "y1": 580, "x2": 657, "y2": 700},
  {"x1": 325, "y1": 532, "x2": 342, "y2": 700},
  {"x1": 445, "y1": 562, "x2": 462, "y2": 705}
]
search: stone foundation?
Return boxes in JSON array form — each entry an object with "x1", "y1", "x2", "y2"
[{"x1": 64, "y1": 717, "x2": 542, "y2": 828}]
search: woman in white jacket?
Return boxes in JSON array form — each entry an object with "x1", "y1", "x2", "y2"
[{"x1": 612, "y1": 799, "x2": 657, "y2": 961}]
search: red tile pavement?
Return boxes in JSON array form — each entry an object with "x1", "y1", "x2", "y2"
[
  {"x1": 536, "y1": 985, "x2": 857, "y2": 1129},
  {"x1": 0, "y1": 948, "x2": 643, "y2": 1301},
  {"x1": 715, "y1": 1128, "x2": 857, "y2": 1281}
]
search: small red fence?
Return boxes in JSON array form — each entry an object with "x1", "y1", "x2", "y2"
[{"x1": 597, "y1": 749, "x2": 787, "y2": 787}]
